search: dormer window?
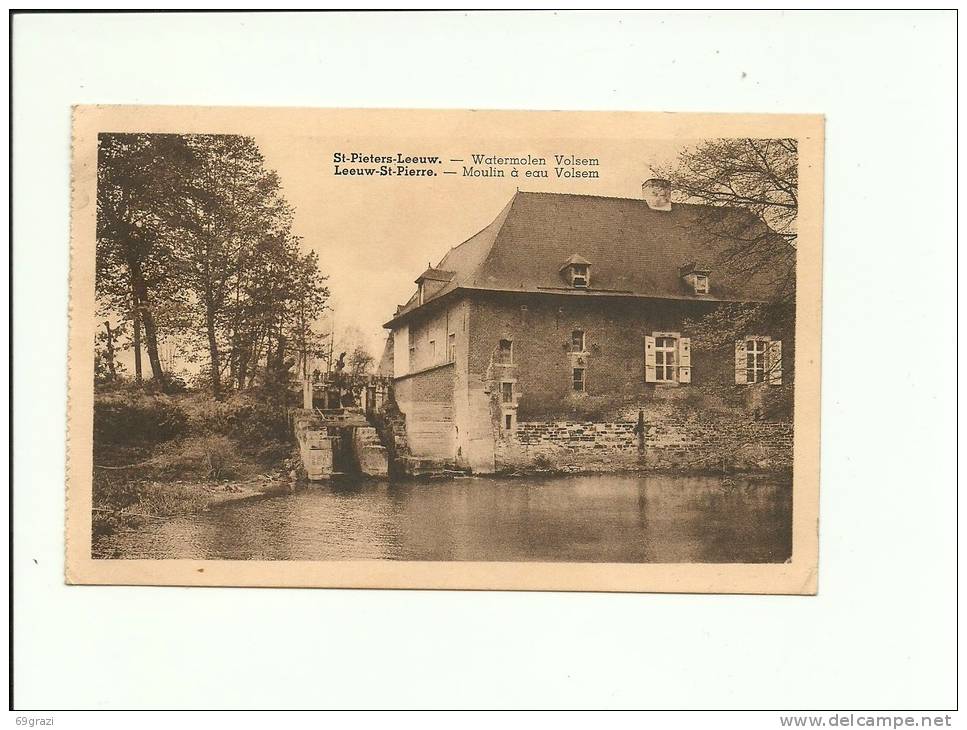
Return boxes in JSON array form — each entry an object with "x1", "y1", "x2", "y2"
[
  {"x1": 414, "y1": 266, "x2": 455, "y2": 308},
  {"x1": 679, "y1": 262, "x2": 711, "y2": 296},
  {"x1": 560, "y1": 254, "x2": 592, "y2": 289}
]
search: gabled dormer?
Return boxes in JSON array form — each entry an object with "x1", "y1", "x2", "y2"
[
  {"x1": 560, "y1": 254, "x2": 592, "y2": 289},
  {"x1": 415, "y1": 265, "x2": 456, "y2": 305},
  {"x1": 679, "y1": 262, "x2": 711, "y2": 296}
]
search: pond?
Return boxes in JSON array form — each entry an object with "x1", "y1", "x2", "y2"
[{"x1": 94, "y1": 474, "x2": 792, "y2": 563}]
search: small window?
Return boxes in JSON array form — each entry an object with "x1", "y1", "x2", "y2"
[
  {"x1": 655, "y1": 336, "x2": 677, "y2": 382},
  {"x1": 408, "y1": 345, "x2": 416, "y2": 369},
  {"x1": 447, "y1": 333, "x2": 456, "y2": 363},
  {"x1": 572, "y1": 367, "x2": 586, "y2": 392},
  {"x1": 570, "y1": 329, "x2": 585, "y2": 353},
  {"x1": 504, "y1": 414, "x2": 513, "y2": 431},
  {"x1": 496, "y1": 339, "x2": 513, "y2": 364},
  {"x1": 500, "y1": 381, "x2": 514, "y2": 404},
  {"x1": 418, "y1": 283, "x2": 425, "y2": 306},
  {"x1": 429, "y1": 339, "x2": 436, "y2": 362},
  {"x1": 571, "y1": 264, "x2": 589, "y2": 288},
  {"x1": 694, "y1": 274, "x2": 709, "y2": 294},
  {"x1": 746, "y1": 338, "x2": 768, "y2": 383}
]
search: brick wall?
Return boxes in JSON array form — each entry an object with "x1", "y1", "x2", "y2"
[
  {"x1": 496, "y1": 413, "x2": 793, "y2": 473},
  {"x1": 466, "y1": 292, "x2": 792, "y2": 422},
  {"x1": 393, "y1": 363, "x2": 456, "y2": 461}
]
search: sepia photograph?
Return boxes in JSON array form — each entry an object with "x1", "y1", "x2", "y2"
[
  {"x1": 13, "y1": 8, "x2": 957, "y2": 715},
  {"x1": 65, "y1": 106, "x2": 823, "y2": 591}
]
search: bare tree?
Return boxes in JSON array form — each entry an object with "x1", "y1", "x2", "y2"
[{"x1": 653, "y1": 138, "x2": 798, "y2": 349}]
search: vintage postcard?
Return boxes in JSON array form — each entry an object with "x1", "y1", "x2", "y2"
[{"x1": 66, "y1": 106, "x2": 823, "y2": 592}]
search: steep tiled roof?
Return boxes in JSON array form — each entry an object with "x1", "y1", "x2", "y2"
[{"x1": 385, "y1": 191, "x2": 789, "y2": 327}]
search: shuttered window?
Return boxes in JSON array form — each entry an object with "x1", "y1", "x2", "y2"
[
  {"x1": 655, "y1": 336, "x2": 677, "y2": 382},
  {"x1": 735, "y1": 337, "x2": 782, "y2": 385},
  {"x1": 746, "y1": 339, "x2": 767, "y2": 383},
  {"x1": 645, "y1": 333, "x2": 691, "y2": 383}
]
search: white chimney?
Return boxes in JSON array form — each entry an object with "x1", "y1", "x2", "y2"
[{"x1": 642, "y1": 178, "x2": 672, "y2": 211}]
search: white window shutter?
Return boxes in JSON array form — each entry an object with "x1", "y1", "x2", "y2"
[
  {"x1": 735, "y1": 340, "x2": 747, "y2": 385},
  {"x1": 644, "y1": 336, "x2": 656, "y2": 383},
  {"x1": 768, "y1": 340, "x2": 783, "y2": 385},
  {"x1": 678, "y1": 337, "x2": 691, "y2": 383}
]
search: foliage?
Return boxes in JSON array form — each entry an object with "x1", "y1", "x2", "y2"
[
  {"x1": 348, "y1": 345, "x2": 375, "y2": 379},
  {"x1": 93, "y1": 391, "x2": 189, "y2": 447},
  {"x1": 178, "y1": 392, "x2": 289, "y2": 444},
  {"x1": 92, "y1": 473, "x2": 211, "y2": 538},
  {"x1": 191, "y1": 435, "x2": 237, "y2": 480},
  {"x1": 653, "y1": 138, "x2": 798, "y2": 343},
  {"x1": 143, "y1": 373, "x2": 188, "y2": 394},
  {"x1": 96, "y1": 133, "x2": 330, "y2": 397}
]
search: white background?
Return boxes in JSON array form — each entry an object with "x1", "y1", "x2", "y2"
[{"x1": 9, "y1": 11, "x2": 958, "y2": 710}]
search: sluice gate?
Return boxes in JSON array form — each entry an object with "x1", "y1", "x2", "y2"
[{"x1": 293, "y1": 408, "x2": 389, "y2": 481}]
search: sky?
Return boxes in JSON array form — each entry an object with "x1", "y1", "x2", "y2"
[{"x1": 255, "y1": 132, "x2": 697, "y2": 361}]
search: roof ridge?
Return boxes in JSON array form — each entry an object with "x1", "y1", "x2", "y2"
[{"x1": 515, "y1": 189, "x2": 713, "y2": 208}]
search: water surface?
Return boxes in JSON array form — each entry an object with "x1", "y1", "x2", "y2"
[{"x1": 94, "y1": 474, "x2": 792, "y2": 563}]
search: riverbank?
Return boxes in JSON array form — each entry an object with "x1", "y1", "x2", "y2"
[
  {"x1": 92, "y1": 386, "x2": 297, "y2": 538},
  {"x1": 91, "y1": 454, "x2": 306, "y2": 538}
]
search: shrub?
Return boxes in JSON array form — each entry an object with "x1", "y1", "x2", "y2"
[
  {"x1": 181, "y1": 394, "x2": 289, "y2": 443},
  {"x1": 225, "y1": 401, "x2": 289, "y2": 443},
  {"x1": 195, "y1": 435, "x2": 236, "y2": 480},
  {"x1": 143, "y1": 372, "x2": 188, "y2": 395},
  {"x1": 93, "y1": 392, "x2": 189, "y2": 447}
]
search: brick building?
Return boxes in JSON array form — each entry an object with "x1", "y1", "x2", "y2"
[{"x1": 383, "y1": 181, "x2": 793, "y2": 473}]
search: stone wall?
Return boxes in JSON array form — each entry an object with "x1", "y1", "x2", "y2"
[{"x1": 495, "y1": 413, "x2": 792, "y2": 473}]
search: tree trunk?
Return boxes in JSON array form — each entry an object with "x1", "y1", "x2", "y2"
[
  {"x1": 103, "y1": 321, "x2": 117, "y2": 380},
  {"x1": 236, "y1": 340, "x2": 250, "y2": 390},
  {"x1": 206, "y1": 307, "x2": 221, "y2": 397},
  {"x1": 128, "y1": 264, "x2": 164, "y2": 382},
  {"x1": 140, "y1": 303, "x2": 165, "y2": 382},
  {"x1": 132, "y1": 305, "x2": 143, "y2": 384}
]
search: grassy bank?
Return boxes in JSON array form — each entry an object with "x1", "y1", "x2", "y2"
[{"x1": 93, "y1": 386, "x2": 298, "y2": 537}]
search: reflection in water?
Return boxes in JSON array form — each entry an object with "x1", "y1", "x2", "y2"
[{"x1": 94, "y1": 474, "x2": 792, "y2": 563}]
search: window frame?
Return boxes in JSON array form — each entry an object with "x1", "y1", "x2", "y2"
[
  {"x1": 654, "y1": 335, "x2": 678, "y2": 382},
  {"x1": 500, "y1": 381, "x2": 514, "y2": 404},
  {"x1": 496, "y1": 338, "x2": 514, "y2": 364},
  {"x1": 572, "y1": 366, "x2": 586, "y2": 392},
  {"x1": 570, "y1": 329, "x2": 586, "y2": 353},
  {"x1": 745, "y1": 337, "x2": 768, "y2": 383},
  {"x1": 446, "y1": 333, "x2": 456, "y2": 363},
  {"x1": 694, "y1": 274, "x2": 709, "y2": 294},
  {"x1": 570, "y1": 264, "x2": 589, "y2": 288}
]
